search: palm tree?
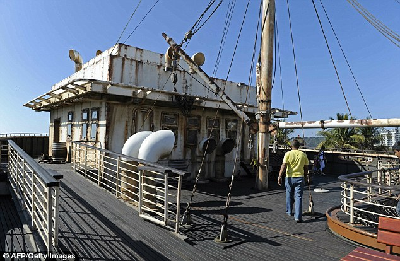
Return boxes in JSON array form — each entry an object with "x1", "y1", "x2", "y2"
[{"x1": 317, "y1": 113, "x2": 358, "y2": 150}]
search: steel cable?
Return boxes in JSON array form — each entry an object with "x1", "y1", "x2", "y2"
[
  {"x1": 213, "y1": 0, "x2": 237, "y2": 77},
  {"x1": 319, "y1": 0, "x2": 372, "y2": 118},
  {"x1": 311, "y1": 0, "x2": 352, "y2": 117},
  {"x1": 286, "y1": 0, "x2": 306, "y2": 138},
  {"x1": 123, "y1": 0, "x2": 161, "y2": 44}
]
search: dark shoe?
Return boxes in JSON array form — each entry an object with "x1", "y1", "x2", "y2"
[{"x1": 295, "y1": 219, "x2": 302, "y2": 223}]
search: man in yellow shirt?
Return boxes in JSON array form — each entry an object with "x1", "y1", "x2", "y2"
[{"x1": 278, "y1": 139, "x2": 309, "y2": 223}]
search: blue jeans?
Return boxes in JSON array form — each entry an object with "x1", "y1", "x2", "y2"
[{"x1": 285, "y1": 177, "x2": 304, "y2": 221}]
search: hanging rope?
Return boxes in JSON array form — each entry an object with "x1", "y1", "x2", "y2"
[
  {"x1": 123, "y1": 0, "x2": 161, "y2": 44},
  {"x1": 318, "y1": 0, "x2": 372, "y2": 118},
  {"x1": 213, "y1": 0, "x2": 237, "y2": 77},
  {"x1": 311, "y1": 0, "x2": 352, "y2": 117},
  {"x1": 285, "y1": 0, "x2": 306, "y2": 138},
  {"x1": 347, "y1": 0, "x2": 400, "y2": 48}
]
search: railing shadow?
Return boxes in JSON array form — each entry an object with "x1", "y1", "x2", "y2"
[
  {"x1": 0, "y1": 196, "x2": 33, "y2": 254},
  {"x1": 57, "y1": 183, "x2": 171, "y2": 261}
]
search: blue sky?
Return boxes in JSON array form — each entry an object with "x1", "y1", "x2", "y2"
[{"x1": 0, "y1": 0, "x2": 399, "y2": 136}]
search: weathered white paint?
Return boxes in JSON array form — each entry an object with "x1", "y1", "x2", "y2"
[{"x1": 29, "y1": 43, "x2": 258, "y2": 178}]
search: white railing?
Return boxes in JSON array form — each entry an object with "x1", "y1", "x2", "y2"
[
  {"x1": 339, "y1": 161, "x2": 400, "y2": 227},
  {"x1": 7, "y1": 140, "x2": 62, "y2": 253},
  {"x1": 71, "y1": 141, "x2": 186, "y2": 233}
]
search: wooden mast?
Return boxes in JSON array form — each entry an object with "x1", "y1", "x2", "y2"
[{"x1": 257, "y1": 0, "x2": 275, "y2": 190}]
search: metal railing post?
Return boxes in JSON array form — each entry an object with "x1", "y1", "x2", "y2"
[
  {"x1": 116, "y1": 156, "x2": 120, "y2": 197},
  {"x1": 138, "y1": 169, "x2": 143, "y2": 215},
  {"x1": 367, "y1": 173, "x2": 372, "y2": 202},
  {"x1": 46, "y1": 186, "x2": 53, "y2": 254},
  {"x1": 350, "y1": 184, "x2": 354, "y2": 224},
  {"x1": 73, "y1": 142, "x2": 76, "y2": 171},
  {"x1": 84, "y1": 145, "x2": 88, "y2": 178},
  {"x1": 31, "y1": 174, "x2": 37, "y2": 230},
  {"x1": 342, "y1": 182, "x2": 348, "y2": 213},
  {"x1": 22, "y1": 159, "x2": 26, "y2": 210},
  {"x1": 164, "y1": 173, "x2": 168, "y2": 226},
  {"x1": 53, "y1": 186, "x2": 60, "y2": 247},
  {"x1": 175, "y1": 175, "x2": 182, "y2": 233}
]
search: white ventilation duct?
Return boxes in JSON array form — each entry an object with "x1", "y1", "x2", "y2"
[
  {"x1": 122, "y1": 131, "x2": 152, "y2": 158},
  {"x1": 69, "y1": 49, "x2": 83, "y2": 72},
  {"x1": 138, "y1": 130, "x2": 175, "y2": 162}
]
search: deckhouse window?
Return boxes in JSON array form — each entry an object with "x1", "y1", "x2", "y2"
[
  {"x1": 161, "y1": 112, "x2": 179, "y2": 146},
  {"x1": 207, "y1": 117, "x2": 220, "y2": 142},
  {"x1": 67, "y1": 111, "x2": 73, "y2": 138},
  {"x1": 226, "y1": 119, "x2": 238, "y2": 140},
  {"x1": 90, "y1": 108, "x2": 99, "y2": 141},
  {"x1": 82, "y1": 109, "x2": 89, "y2": 140},
  {"x1": 185, "y1": 116, "x2": 201, "y2": 147}
]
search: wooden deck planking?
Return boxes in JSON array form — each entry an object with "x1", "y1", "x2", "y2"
[{"x1": 43, "y1": 163, "x2": 360, "y2": 260}]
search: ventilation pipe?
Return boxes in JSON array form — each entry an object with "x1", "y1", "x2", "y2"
[
  {"x1": 138, "y1": 130, "x2": 175, "y2": 210},
  {"x1": 138, "y1": 130, "x2": 175, "y2": 162},
  {"x1": 120, "y1": 131, "x2": 152, "y2": 201},
  {"x1": 197, "y1": 137, "x2": 217, "y2": 183},
  {"x1": 121, "y1": 131, "x2": 152, "y2": 159},
  {"x1": 215, "y1": 138, "x2": 235, "y2": 181},
  {"x1": 69, "y1": 49, "x2": 83, "y2": 72}
]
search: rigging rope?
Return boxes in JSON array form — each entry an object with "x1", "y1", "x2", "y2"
[
  {"x1": 245, "y1": 0, "x2": 263, "y2": 105},
  {"x1": 181, "y1": 0, "x2": 224, "y2": 46},
  {"x1": 311, "y1": 0, "x2": 352, "y2": 117},
  {"x1": 318, "y1": 0, "x2": 372, "y2": 118},
  {"x1": 225, "y1": 0, "x2": 251, "y2": 81},
  {"x1": 213, "y1": 0, "x2": 237, "y2": 77},
  {"x1": 114, "y1": 0, "x2": 143, "y2": 46},
  {"x1": 347, "y1": 0, "x2": 400, "y2": 48},
  {"x1": 285, "y1": 0, "x2": 306, "y2": 138},
  {"x1": 123, "y1": 0, "x2": 161, "y2": 44},
  {"x1": 275, "y1": 14, "x2": 285, "y2": 111}
]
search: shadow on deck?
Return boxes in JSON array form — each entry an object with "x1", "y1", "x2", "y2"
[{"x1": 38, "y1": 163, "x2": 356, "y2": 260}]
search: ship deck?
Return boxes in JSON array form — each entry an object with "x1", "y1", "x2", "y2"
[{"x1": 2, "y1": 163, "x2": 358, "y2": 260}]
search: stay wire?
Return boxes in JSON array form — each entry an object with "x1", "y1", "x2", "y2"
[
  {"x1": 286, "y1": 0, "x2": 306, "y2": 138},
  {"x1": 245, "y1": 0, "x2": 263, "y2": 105},
  {"x1": 192, "y1": 0, "x2": 224, "y2": 36},
  {"x1": 347, "y1": 0, "x2": 400, "y2": 48},
  {"x1": 225, "y1": 0, "x2": 251, "y2": 81},
  {"x1": 350, "y1": 0, "x2": 400, "y2": 41},
  {"x1": 213, "y1": 0, "x2": 237, "y2": 77},
  {"x1": 114, "y1": 0, "x2": 143, "y2": 46},
  {"x1": 311, "y1": 0, "x2": 352, "y2": 117},
  {"x1": 181, "y1": 0, "x2": 223, "y2": 47},
  {"x1": 319, "y1": 0, "x2": 371, "y2": 118},
  {"x1": 275, "y1": 14, "x2": 285, "y2": 111},
  {"x1": 123, "y1": 0, "x2": 161, "y2": 44}
]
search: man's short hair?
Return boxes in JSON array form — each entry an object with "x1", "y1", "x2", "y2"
[
  {"x1": 291, "y1": 139, "x2": 300, "y2": 149},
  {"x1": 393, "y1": 141, "x2": 400, "y2": 151}
]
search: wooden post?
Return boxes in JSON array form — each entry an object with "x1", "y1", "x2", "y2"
[{"x1": 257, "y1": 0, "x2": 275, "y2": 190}]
